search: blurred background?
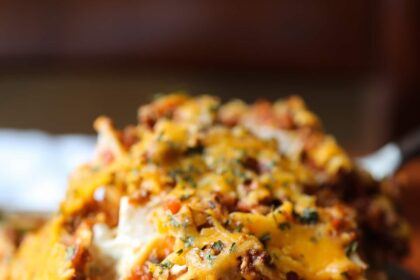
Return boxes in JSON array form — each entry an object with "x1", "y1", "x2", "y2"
[{"x1": 0, "y1": 0, "x2": 419, "y2": 276}]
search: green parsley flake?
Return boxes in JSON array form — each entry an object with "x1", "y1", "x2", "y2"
[
  {"x1": 299, "y1": 208, "x2": 319, "y2": 225},
  {"x1": 259, "y1": 232, "x2": 271, "y2": 246},
  {"x1": 159, "y1": 260, "x2": 174, "y2": 269},
  {"x1": 345, "y1": 241, "x2": 358, "y2": 257},
  {"x1": 278, "y1": 222, "x2": 291, "y2": 231},
  {"x1": 181, "y1": 236, "x2": 195, "y2": 247},
  {"x1": 211, "y1": 240, "x2": 224, "y2": 252},
  {"x1": 205, "y1": 252, "x2": 216, "y2": 264},
  {"x1": 179, "y1": 193, "x2": 191, "y2": 201},
  {"x1": 65, "y1": 246, "x2": 76, "y2": 261},
  {"x1": 229, "y1": 242, "x2": 236, "y2": 253}
]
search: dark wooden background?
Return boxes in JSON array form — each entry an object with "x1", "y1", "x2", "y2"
[
  {"x1": 0, "y1": 0, "x2": 418, "y2": 138},
  {"x1": 0, "y1": 0, "x2": 419, "y2": 275},
  {"x1": 0, "y1": 1, "x2": 371, "y2": 72}
]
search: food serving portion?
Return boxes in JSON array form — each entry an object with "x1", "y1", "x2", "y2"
[{"x1": 1, "y1": 94, "x2": 408, "y2": 279}]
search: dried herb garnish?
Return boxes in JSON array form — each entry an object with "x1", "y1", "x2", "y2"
[
  {"x1": 169, "y1": 215, "x2": 190, "y2": 228},
  {"x1": 278, "y1": 222, "x2": 291, "y2": 231},
  {"x1": 169, "y1": 167, "x2": 198, "y2": 188},
  {"x1": 299, "y1": 208, "x2": 319, "y2": 225},
  {"x1": 179, "y1": 193, "x2": 191, "y2": 201},
  {"x1": 211, "y1": 240, "x2": 224, "y2": 252},
  {"x1": 345, "y1": 241, "x2": 358, "y2": 256},
  {"x1": 235, "y1": 223, "x2": 244, "y2": 232},
  {"x1": 229, "y1": 242, "x2": 236, "y2": 253},
  {"x1": 157, "y1": 131, "x2": 165, "y2": 141},
  {"x1": 184, "y1": 174, "x2": 197, "y2": 188},
  {"x1": 181, "y1": 236, "x2": 195, "y2": 247},
  {"x1": 205, "y1": 252, "x2": 216, "y2": 264},
  {"x1": 259, "y1": 232, "x2": 271, "y2": 247},
  {"x1": 169, "y1": 215, "x2": 181, "y2": 227},
  {"x1": 176, "y1": 249, "x2": 184, "y2": 255},
  {"x1": 65, "y1": 246, "x2": 76, "y2": 261},
  {"x1": 159, "y1": 260, "x2": 174, "y2": 269},
  {"x1": 185, "y1": 145, "x2": 204, "y2": 156},
  {"x1": 208, "y1": 200, "x2": 217, "y2": 209}
]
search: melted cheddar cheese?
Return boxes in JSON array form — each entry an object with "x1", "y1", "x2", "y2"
[{"x1": 3, "y1": 94, "x2": 408, "y2": 280}]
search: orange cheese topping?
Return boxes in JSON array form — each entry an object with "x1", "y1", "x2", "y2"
[{"x1": 5, "y1": 94, "x2": 378, "y2": 280}]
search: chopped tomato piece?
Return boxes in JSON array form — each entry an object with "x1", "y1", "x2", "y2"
[{"x1": 164, "y1": 199, "x2": 181, "y2": 214}]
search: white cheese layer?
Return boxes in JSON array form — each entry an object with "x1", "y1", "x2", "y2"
[{"x1": 93, "y1": 196, "x2": 159, "y2": 279}]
